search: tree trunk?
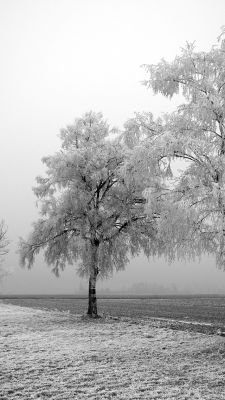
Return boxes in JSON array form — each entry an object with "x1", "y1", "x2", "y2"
[
  {"x1": 87, "y1": 243, "x2": 99, "y2": 317},
  {"x1": 87, "y1": 268, "x2": 98, "y2": 317},
  {"x1": 218, "y1": 127, "x2": 225, "y2": 265}
]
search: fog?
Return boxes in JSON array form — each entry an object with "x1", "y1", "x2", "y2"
[{"x1": 1, "y1": 0, "x2": 225, "y2": 295}]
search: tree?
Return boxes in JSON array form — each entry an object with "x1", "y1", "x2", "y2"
[
  {"x1": 136, "y1": 30, "x2": 225, "y2": 267},
  {"x1": 19, "y1": 112, "x2": 157, "y2": 317},
  {"x1": 0, "y1": 220, "x2": 9, "y2": 281}
]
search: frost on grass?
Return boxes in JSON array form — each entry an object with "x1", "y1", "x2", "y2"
[{"x1": 1, "y1": 302, "x2": 225, "y2": 399}]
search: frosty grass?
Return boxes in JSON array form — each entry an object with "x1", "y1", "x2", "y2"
[{"x1": 1, "y1": 302, "x2": 225, "y2": 399}]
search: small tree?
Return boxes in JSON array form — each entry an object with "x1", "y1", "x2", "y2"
[
  {"x1": 19, "y1": 112, "x2": 157, "y2": 317},
  {"x1": 0, "y1": 220, "x2": 9, "y2": 281},
  {"x1": 135, "y1": 30, "x2": 225, "y2": 266}
]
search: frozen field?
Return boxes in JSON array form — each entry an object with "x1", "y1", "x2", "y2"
[{"x1": 1, "y1": 302, "x2": 225, "y2": 399}]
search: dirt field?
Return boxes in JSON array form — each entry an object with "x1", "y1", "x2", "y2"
[
  {"x1": 2, "y1": 295, "x2": 225, "y2": 326},
  {"x1": 1, "y1": 302, "x2": 225, "y2": 399},
  {"x1": 2, "y1": 295, "x2": 225, "y2": 335}
]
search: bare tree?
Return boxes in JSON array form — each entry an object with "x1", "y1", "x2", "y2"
[{"x1": 0, "y1": 221, "x2": 9, "y2": 280}]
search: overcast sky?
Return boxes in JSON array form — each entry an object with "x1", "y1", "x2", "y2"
[{"x1": 1, "y1": 0, "x2": 225, "y2": 295}]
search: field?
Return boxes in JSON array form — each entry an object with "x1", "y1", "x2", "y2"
[
  {"x1": 2, "y1": 295, "x2": 225, "y2": 334},
  {"x1": 1, "y1": 297, "x2": 225, "y2": 399}
]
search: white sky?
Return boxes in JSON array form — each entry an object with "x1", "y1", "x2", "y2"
[{"x1": 1, "y1": 0, "x2": 225, "y2": 294}]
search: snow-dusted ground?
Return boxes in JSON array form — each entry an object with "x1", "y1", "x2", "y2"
[{"x1": 1, "y1": 302, "x2": 225, "y2": 399}]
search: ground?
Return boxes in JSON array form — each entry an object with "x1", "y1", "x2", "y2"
[{"x1": 1, "y1": 302, "x2": 225, "y2": 399}]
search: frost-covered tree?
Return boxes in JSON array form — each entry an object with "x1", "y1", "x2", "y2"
[
  {"x1": 19, "y1": 112, "x2": 157, "y2": 317},
  {"x1": 136, "y1": 30, "x2": 225, "y2": 267}
]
